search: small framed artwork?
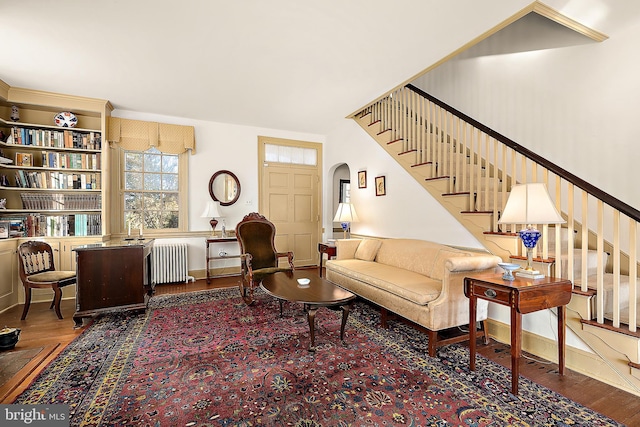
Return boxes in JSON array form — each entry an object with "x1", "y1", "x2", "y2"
[
  {"x1": 0, "y1": 221, "x2": 9, "y2": 239},
  {"x1": 375, "y1": 175, "x2": 386, "y2": 196},
  {"x1": 16, "y1": 152, "x2": 33, "y2": 167},
  {"x1": 358, "y1": 170, "x2": 367, "y2": 189}
]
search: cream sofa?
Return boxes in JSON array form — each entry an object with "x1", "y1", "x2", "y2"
[{"x1": 325, "y1": 238, "x2": 502, "y2": 357}]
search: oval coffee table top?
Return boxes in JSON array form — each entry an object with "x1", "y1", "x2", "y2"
[{"x1": 261, "y1": 270, "x2": 355, "y2": 305}]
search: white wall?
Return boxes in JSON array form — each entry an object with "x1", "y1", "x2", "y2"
[
  {"x1": 413, "y1": 5, "x2": 640, "y2": 212},
  {"x1": 112, "y1": 109, "x2": 325, "y2": 271},
  {"x1": 324, "y1": 120, "x2": 484, "y2": 249}
]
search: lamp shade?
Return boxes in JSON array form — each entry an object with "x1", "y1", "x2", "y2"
[
  {"x1": 201, "y1": 200, "x2": 221, "y2": 218},
  {"x1": 498, "y1": 183, "x2": 564, "y2": 225},
  {"x1": 333, "y1": 203, "x2": 359, "y2": 223}
]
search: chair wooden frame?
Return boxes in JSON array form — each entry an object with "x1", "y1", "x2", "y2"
[
  {"x1": 18, "y1": 241, "x2": 76, "y2": 320},
  {"x1": 236, "y1": 212, "x2": 294, "y2": 305}
]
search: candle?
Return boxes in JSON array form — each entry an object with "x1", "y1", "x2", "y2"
[
  {"x1": 139, "y1": 223, "x2": 143, "y2": 236},
  {"x1": 128, "y1": 222, "x2": 131, "y2": 236}
]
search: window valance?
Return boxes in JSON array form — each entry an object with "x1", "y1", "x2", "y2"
[{"x1": 108, "y1": 117, "x2": 196, "y2": 154}]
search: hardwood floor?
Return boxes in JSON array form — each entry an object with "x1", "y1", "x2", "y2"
[{"x1": 1, "y1": 272, "x2": 639, "y2": 425}]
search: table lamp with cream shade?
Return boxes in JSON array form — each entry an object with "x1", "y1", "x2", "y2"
[
  {"x1": 498, "y1": 183, "x2": 565, "y2": 278},
  {"x1": 201, "y1": 200, "x2": 222, "y2": 236},
  {"x1": 334, "y1": 202, "x2": 359, "y2": 239}
]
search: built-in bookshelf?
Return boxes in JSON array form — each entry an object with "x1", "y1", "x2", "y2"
[{"x1": 0, "y1": 90, "x2": 111, "y2": 238}]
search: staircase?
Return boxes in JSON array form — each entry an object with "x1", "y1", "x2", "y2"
[{"x1": 352, "y1": 84, "x2": 640, "y2": 396}]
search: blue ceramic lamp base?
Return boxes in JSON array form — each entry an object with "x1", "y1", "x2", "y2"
[
  {"x1": 341, "y1": 222, "x2": 350, "y2": 239},
  {"x1": 517, "y1": 227, "x2": 545, "y2": 279}
]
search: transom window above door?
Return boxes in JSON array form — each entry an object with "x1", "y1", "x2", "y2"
[{"x1": 264, "y1": 143, "x2": 317, "y2": 166}]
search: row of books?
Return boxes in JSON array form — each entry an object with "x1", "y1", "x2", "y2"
[
  {"x1": 20, "y1": 193, "x2": 101, "y2": 210},
  {"x1": 42, "y1": 151, "x2": 101, "y2": 170},
  {"x1": 9, "y1": 127, "x2": 102, "y2": 150},
  {"x1": 13, "y1": 170, "x2": 101, "y2": 190},
  {"x1": 20, "y1": 213, "x2": 101, "y2": 237}
]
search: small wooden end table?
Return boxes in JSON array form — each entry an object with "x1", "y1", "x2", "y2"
[
  {"x1": 205, "y1": 237, "x2": 239, "y2": 283},
  {"x1": 317, "y1": 242, "x2": 337, "y2": 277},
  {"x1": 464, "y1": 273, "x2": 572, "y2": 395}
]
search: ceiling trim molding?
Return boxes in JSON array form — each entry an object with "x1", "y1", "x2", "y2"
[
  {"x1": 0, "y1": 79, "x2": 9, "y2": 100},
  {"x1": 531, "y1": 1, "x2": 608, "y2": 43},
  {"x1": 347, "y1": 1, "x2": 608, "y2": 119},
  {"x1": 6, "y1": 87, "x2": 111, "y2": 115}
]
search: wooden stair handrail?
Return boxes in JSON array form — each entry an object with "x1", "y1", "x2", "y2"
[{"x1": 406, "y1": 84, "x2": 640, "y2": 223}]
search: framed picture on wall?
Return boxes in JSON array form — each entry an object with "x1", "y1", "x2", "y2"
[
  {"x1": 375, "y1": 175, "x2": 386, "y2": 196},
  {"x1": 358, "y1": 170, "x2": 367, "y2": 188}
]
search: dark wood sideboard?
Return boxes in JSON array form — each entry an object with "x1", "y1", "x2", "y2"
[{"x1": 72, "y1": 239, "x2": 154, "y2": 327}]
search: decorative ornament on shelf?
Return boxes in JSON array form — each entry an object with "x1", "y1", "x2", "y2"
[
  {"x1": 10, "y1": 105, "x2": 19, "y2": 122},
  {"x1": 54, "y1": 111, "x2": 78, "y2": 128},
  {"x1": 0, "y1": 198, "x2": 6, "y2": 209}
]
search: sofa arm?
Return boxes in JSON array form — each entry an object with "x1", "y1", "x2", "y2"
[
  {"x1": 335, "y1": 239, "x2": 361, "y2": 260},
  {"x1": 445, "y1": 255, "x2": 502, "y2": 273},
  {"x1": 431, "y1": 255, "x2": 501, "y2": 308}
]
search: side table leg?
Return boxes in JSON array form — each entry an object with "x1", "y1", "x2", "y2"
[
  {"x1": 511, "y1": 309, "x2": 522, "y2": 395},
  {"x1": 558, "y1": 305, "x2": 566, "y2": 375},
  {"x1": 206, "y1": 241, "x2": 211, "y2": 284},
  {"x1": 469, "y1": 295, "x2": 477, "y2": 371},
  {"x1": 307, "y1": 307, "x2": 318, "y2": 351}
]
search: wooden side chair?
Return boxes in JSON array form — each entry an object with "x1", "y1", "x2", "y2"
[
  {"x1": 235, "y1": 212, "x2": 294, "y2": 305},
  {"x1": 18, "y1": 241, "x2": 76, "y2": 320}
]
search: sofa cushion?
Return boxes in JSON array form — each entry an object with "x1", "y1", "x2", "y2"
[
  {"x1": 326, "y1": 259, "x2": 441, "y2": 305},
  {"x1": 335, "y1": 239, "x2": 362, "y2": 260},
  {"x1": 355, "y1": 238, "x2": 383, "y2": 261}
]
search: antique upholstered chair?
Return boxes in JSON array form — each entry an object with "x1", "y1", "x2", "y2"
[
  {"x1": 18, "y1": 241, "x2": 76, "y2": 320},
  {"x1": 235, "y1": 212, "x2": 294, "y2": 305}
]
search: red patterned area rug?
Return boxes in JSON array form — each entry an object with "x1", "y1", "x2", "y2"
[{"x1": 13, "y1": 287, "x2": 621, "y2": 426}]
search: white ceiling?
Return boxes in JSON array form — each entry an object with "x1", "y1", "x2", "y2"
[{"x1": 0, "y1": 0, "x2": 606, "y2": 134}]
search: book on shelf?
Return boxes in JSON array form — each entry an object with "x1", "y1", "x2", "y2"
[
  {"x1": 19, "y1": 192, "x2": 101, "y2": 210},
  {"x1": 9, "y1": 126, "x2": 102, "y2": 150},
  {"x1": 0, "y1": 212, "x2": 102, "y2": 238}
]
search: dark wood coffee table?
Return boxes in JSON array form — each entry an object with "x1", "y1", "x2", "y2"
[{"x1": 261, "y1": 270, "x2": 356, "y2": 351}]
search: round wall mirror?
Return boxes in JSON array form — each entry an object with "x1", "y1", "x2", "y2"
[{"x1": 208, "y1": 170, "x2": 241, "y2": 206}]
